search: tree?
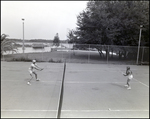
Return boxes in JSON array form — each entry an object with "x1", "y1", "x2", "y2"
[
  {"x1": 74, "y1": 1, "x2": 149, "y2": 46},
  {"x1": 111, "y1": 1, "x2": 149, "y2": 46},
  {"x1": 1, "y1": 34, "x2": 18, "y2": 56},
  {"x1": 53, "y1": 33, "x2": 60, "y2": 46},
  {"x1": 73, "y1": 1, "x2": 149, "y2": 59},
  {"x1": 67, "y1": 29, "x2": 77, "y2": 44}
]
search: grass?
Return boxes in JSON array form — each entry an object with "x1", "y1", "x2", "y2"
[
  {"x1": 12, "y1": 57, "x2": 31, "y2": 62},
  {"x1": 2, "y1": 52, "x2": 64, "y2": 63},
  {"x1": 48, "y1": 58, "x2": 62, "y2": 63},
  {"x1": 1, "y1": 51, "x2": 148, "y2": 65}
]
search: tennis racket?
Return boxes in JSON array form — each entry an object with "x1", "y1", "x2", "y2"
[
  {"x1": 122, "y1": 72, "x2": 126, "y2": 76},
  {"x1": 42, "y1": 64, "x2": 47, "y2": 70}
]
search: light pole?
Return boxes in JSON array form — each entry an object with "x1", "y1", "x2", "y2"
[
  {"x1": 22, "y1": 18, "x2": 25, "y2": 54},
  {"x1": 66, "y1": 28, "x2": 69, "y2": 44},
  {"x1": 136, "y1": 25, "x2": 143, "y2": 65}
]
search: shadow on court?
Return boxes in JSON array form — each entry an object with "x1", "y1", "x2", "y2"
[{"x1": 111, "y1": 83, "x2": 126, "y2": 89}]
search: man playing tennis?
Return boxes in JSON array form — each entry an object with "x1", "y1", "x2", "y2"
[
  {"x1": 123, "y1": 66, "x2": 133, "y2": 90},
  {"x1": 27, "y1": 60, "x2": 43, "y2": 85}
]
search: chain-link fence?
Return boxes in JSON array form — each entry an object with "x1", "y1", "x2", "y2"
[
  {"x1": 62, "y1": 44, "x2": 149, "y2": 64},
  {"x1": 2, "y1": 43, "x2": 149, "y2": 65}
]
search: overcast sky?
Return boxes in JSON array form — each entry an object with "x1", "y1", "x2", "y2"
[{"x1": 1, "y1": 1, "x2": 88, "y2": 40}]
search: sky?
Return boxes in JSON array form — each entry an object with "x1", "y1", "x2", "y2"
[{"x1": 1, "y1": 1, "x2": 88, "y2": 40}]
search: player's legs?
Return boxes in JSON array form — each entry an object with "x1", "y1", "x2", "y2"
[
  {"x1": 127, "y1": 78, "x2": 131, "y2": 89},
  {"x1": 28, "y1": 70, "x2": 33, "y2": 85},
  {"x1": 33, "y1": 71, "x2": 39, "y2": 81},
  {"x1": 124, "y1": 79, "x2": 129, "y2": 87},
  {"x1": 33, "y1": 71, "x2": 37, "y2": 79},
  {"x1": 28, "y1": 74, "x2": 33, "y2": 84}
]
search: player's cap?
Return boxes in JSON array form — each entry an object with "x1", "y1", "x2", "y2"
[{"x1": 32, "y1": 60, "x2": 36, "y2": 63}]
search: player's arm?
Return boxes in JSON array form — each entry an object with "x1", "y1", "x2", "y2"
[
  {"x1": 35, "y1": 64, "x2": 43, "y2": 70},
  {"x1": 32, "y1": 65, "x2": 39, "y2": 70},
  {"x1": 31, "y1": 64, "x2": 40, "y2": 70},
  {"x1": 123, "y1": 71, "x2": 128, "y2": 76}
]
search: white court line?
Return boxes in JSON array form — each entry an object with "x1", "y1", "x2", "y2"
[
  {"x1": 1, "y1": 109, "x2": 148, "y2": 112},
  {"x1": 2, "y1": 78, "x2": 148, "y2": 88},
  {"x1": 118, "y1": 68, "x2": 149, "y2": 88},
  {"x1": 68, "y1": 70, "x2": 120, "y2": 72},
  {"x1": 1, "y1": 110, "x2": 57, "y2": 112},
  {"x1": 61, "y1": 109, "x2": 149, "y2": 112},
  {"x1": 1, "y1": 80, "x2": 57, "y2": 83},
  {"x1": 2, "y1": 80, "x2": 149, "y2": 88},
  {"x1": 67, "y1": 69, "x2": 141, "y2": 72},
  {"x1": 65, "y1": 82, "x2": 139, "y2": 84},
  {"x1": 61, "y1": 110, "x2": 149, "y2": 112},
  {"x1": 133, "y1": 78, "x2": 149, "y2": 88},
  {"x1": 66, "y1": 81, "x2": 149, "y2": 88},
  {"x1": 1, "y1": 80, "x2": 20, "y2": 82}
]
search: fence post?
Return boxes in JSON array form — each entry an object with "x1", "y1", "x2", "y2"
[
  {"x1": 69, "y1": 44, "x2": 71, "y2": 63},
  {"x1": 42, "y1": 50, "x2": 43, "y2": 61},
  {"x1": 107, "y1": 45, "x2": 109, "y2": 64},
  {"x1": 49, "y1": 43, "x2": 51, "y2": 52},
  {"x1": 141, "y1": 47, "x2": 144, "y2": 63},
  {"x1": 88, "y1": 44, "x2": 90, "y2": 63},
  {"x1": 136, "y1": 25, "x2": 142, "y2": 65},
  {"x1": 42, "y1": 48, "x2": 44, "y2": 61}
]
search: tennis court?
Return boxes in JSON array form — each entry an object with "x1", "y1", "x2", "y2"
[{"x1": 1, "y1": 61, "x2": 149, "y2": 118}]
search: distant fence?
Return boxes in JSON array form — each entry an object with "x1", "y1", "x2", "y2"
[
  {"x1": 2, "y1": 44, "x2": 149, "y2": 65},
  {"x1": 64, "y1": 44, "x2": 149, "y2": 64}
]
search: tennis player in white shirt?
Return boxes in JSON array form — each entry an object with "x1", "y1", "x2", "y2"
[{"x1": 28, "y1": 60, "x2": 43, "y2": 85}]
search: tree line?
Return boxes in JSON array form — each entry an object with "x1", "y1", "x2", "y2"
[{"x1": 67, "y1": 1, "x2": 149, "y2": 47}]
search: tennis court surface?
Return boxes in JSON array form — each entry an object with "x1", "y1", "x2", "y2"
[{"x1": 1, "y1": 61, "x2": 149, "y2": 118}]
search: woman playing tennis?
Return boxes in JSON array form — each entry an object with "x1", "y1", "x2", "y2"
[
  {"x1": 123, "y1": 66, "x2": 133, "y2": 90},
  {"x1": 28, "y1": 60, "x2": 43, "y2": 85}
]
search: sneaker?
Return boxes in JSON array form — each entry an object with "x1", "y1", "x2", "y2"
[
  {"x1": 36, "y1": 79, "x2": 40, "y2": 81},
  {"x1": 127, "y1": 87, "x2": 131, "y2": 90},
  {"x1": 27, "y1": 82, "x2": 31, "y2": 85},
  {"x1": 124, "y1": 85, "x2": 128, "y2": 87}
]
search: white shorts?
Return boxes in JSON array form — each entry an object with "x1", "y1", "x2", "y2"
[
  {"x1": 128, "y1": 75, "x2": 133, "y2": 80},
  {"x1": 28, "y1": 68, "x2": 35, "y2": 74}
]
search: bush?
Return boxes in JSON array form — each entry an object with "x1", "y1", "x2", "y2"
[
  {"x1": 12, "y1": 56, "x2": 31, "y2": 62},
  {"x1": 48, "y1": 58, "x2": 62, "y2": 63}
]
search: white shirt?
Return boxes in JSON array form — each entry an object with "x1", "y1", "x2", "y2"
[{"x1": 29, "y1": 63, "x2": 37, "y2": 71}]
